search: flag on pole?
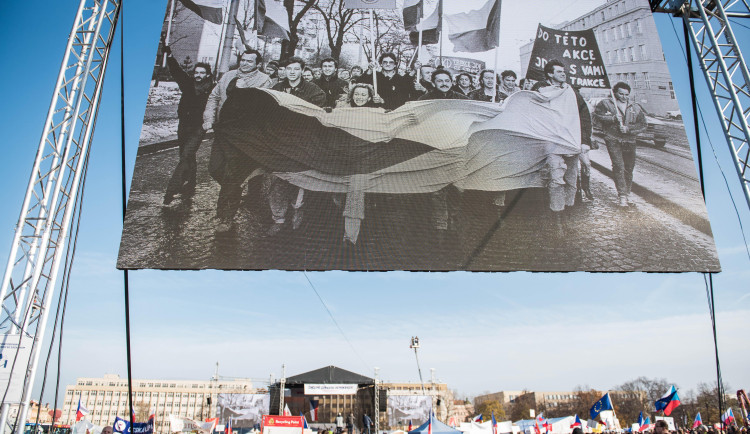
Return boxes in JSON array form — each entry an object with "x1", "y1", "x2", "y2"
[
  {"x1": 283, "y1": 403, "x2": 292, "y2": 416},
  {"x1": 445, "y1": 0, "x2": 501, "y2": 53},
  {"x1": 408, "y1": 420, "x2": 413, "y2": 432},
  {"x1": 428, "y1": 413, "x2": 433, "y2": 434},
  {"x1": 590, "y1": 393, "x2": 614, "y2": 420},
  {"x1": 721, "y1": 408, "x2": 735, "y2": 425},
  {"x1": 570, "y1": 415, "x2": 582, "y2": 428},
  {"x1": 491, "y1": 412, "x2": 498, "y2": 434},
  {"x1": 310, "y1": 400, "x2": 319, "y2": 422},
  {"x1": 473, "y1": 415, "x2": 483, "y2": 423},
  {"x1": 301, "y1": 413, "x2": 309, "y2": 429},
  {"x1": 177, "y1": 0, "x2": 224, "y2": 25},
  {"x1": 693, "y1": 413, "x2": 702, "y2": 428},
  {"x1": 409, "y1": 0, "x2": 442, "y2": 45},
  {"x1": 654, "y1": 386, "x2": 681, "y2": 416},
  {"x1": 638, "y1": 417, "x2": 652, "y2": 432},
  {"x1": 225, "y1": 418, "x2": 232, "y2": 434},
  {"x1": 132, "y1": 406, "x2": 137, "y2": 422},
  {"x1": 403, "y1": 0, "x2": 423, "y2": 32},
  {"x1": 75, "y1": 399, "x2": 89, "y2": 422},
  {"x1": 254, "y1": 0, "x2": 291, "y2": 40}
]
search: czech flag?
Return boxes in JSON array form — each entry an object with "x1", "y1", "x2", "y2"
[
  {"x1": 75, "y1": 398, "x2": 89, "y2": 422},
  {"x1": 491, "y1": 412, "x2": 498, "y2": 434},
  {"x1": 428, "y1": 413, "x2": 433, "y2": 434},
  {"x1": 310, "y1": 400, "x2": 319, "y2": 422},
  {"x1": 721, "y1": 408, "x2": 734, "y2": 425},
  {"x1": 543, "y1": 419, "x2": 552, "y2": 433},
  {"x1": 654, "y1": 386, "x2": 681, "y2": 416},
  {"x1": 570, "y1": 415, "x2": 582, "y2": 428},
  {"x1": 225, "y1": 418, "x2": 232, "y2": 434},
  {"x1": 301, "y1": 413, "x2": 309, "y2": 429},
  {"x1": 408, "y1": 420, "x2": 413, "y2": 432},
  {"x1": 474, "y1": 415, "x2": 483, "y2": 423},
  {"x1": 639, "y1": 417, "x2": 652, "y2": 432},
  {"x1": 693, "y1": 413, "x2": 702, "y2": 428}
]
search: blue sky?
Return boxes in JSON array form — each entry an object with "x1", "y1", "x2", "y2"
[{"x1": 0, "y1": 0, "x2": 748, "y2": 409}]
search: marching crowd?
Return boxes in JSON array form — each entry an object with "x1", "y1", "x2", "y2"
[{"x1": 161, "y1": 47, "x2": 648, "y2": 246}]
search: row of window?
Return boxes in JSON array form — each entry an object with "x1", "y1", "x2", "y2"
[
  {"x1": 607, "y1": 45, "x2": 649, "y2": 64},
  {"x1": 598, "y1": 18, "x2": 645, "y2": 43},
  {"x1": 75, "y1": 381, "x2": 249, "y2": 389},
  {"x1": 574, "y1": 0, "x2": 642, "y2": 30},
  {"x1": 69, "y1": 391, "x2": 208, "y2": 398}
]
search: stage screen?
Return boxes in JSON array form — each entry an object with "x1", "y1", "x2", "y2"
[
  {"x1": 387, "y1": 395, "x2": 431, "y2": 427},
  {"x1": 117, "y1": 0, "x2": 720, "y2": 272},
  {"x1": 217, "y1": 393, "x2": 269, "y2": 428}
]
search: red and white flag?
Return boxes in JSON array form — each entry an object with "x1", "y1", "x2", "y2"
[{"x1": 75, "y1": 398, "x2": 89, "y2": 422}]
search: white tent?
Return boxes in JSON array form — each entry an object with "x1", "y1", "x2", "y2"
[{"x1": 457, "y1": 420, "x2": 516, "y2": 434}]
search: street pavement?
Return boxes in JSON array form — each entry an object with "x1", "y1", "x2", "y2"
[{"x1": 118, "y1": 132, "x2": 720, "y2": 272}]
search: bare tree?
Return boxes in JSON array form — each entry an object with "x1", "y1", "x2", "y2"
[
  {"x1": 311, "y1": 0, "x2": 367, "y2": 61},
  {"x1": 280, "y1": 0, "x2": 320, "y2": 59}
]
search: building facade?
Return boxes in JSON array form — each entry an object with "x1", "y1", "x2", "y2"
[
  {"x1": 520, "y1": 0, "x2": 680, "y2": 116},
  {"x1": 61, "y1": 374, "x2": 257, "y2": 434}
]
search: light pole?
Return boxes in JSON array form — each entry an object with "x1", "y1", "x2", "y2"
[{"x1": 409, "y1": 337, "x2": 425, "y2": 394}]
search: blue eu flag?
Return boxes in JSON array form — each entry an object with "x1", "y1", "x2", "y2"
[{"x1": 590, "y1": 392, "x2": 614, "y2": 420}]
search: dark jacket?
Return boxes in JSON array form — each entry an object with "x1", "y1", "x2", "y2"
[
  {"x1": 468, "y1": 87, "x2": 503, "y2": 102},
  {"x1": 593, "y1": 97, "x2": 647, "y2": 144},
  {"x1": 355, "y1": 71, "x2": 418, "y2": 110},
  {"x1": 272, "y1": 79, "x2": 326, "y2": 107},
  {"x1": 167, "y1": 55, "x2": 213, "y2": 126},
  {"x1": 314, "y1": 74, "x2": 349, "y2": 108},
  {"x1": 418, "y1": 89, "x2": 470, "y2": 100}
]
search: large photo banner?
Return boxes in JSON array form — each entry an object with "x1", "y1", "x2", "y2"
[
  {"x1": 387, "y1": 395, "x2": 431, "y2": 427},
  {"x1": 117, "y1": 0, "x2": 720, "y2": 272},
  {"x1": 217, "y1": 394, "x2": 270, "y2": 428}
]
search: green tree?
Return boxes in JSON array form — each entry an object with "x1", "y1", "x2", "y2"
[
  {"x1": 475, "y1": 400, "x2": 506, "y2": 422},
  {"x1": 509, "y1": 392, "x2": 535, "y2": 422}
]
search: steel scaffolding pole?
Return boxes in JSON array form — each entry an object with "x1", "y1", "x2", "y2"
[
  {"x1": 665, "y1": 0, "x2": 750, "y2": 210},
  {"x1": 0, "y1": 1, "x2": 122, "y2": 432}
]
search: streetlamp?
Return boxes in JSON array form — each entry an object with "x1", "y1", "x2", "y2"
[{"x1": 409, "y1": 337, "x2": 425, "y2": 394}]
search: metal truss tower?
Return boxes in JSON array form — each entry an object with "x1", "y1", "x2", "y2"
[
  {"x1": 0, "y1": 1, "x2": 121, "y2": 433},
  {"x1": 651, "y1": 0, "x2": 750, "y2": 210}
]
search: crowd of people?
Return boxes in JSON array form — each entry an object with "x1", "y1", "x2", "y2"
[{"x1": 161, "y1": 47, "x2": 648, "y2": 246}]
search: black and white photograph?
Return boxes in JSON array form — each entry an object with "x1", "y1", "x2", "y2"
[
  {"x1": 116, "y1": 0, "x2": 721, "y2": 272},
  {"x1": 386, "y1": 395, "x2": 431, "y2": 427},
  {"x1": 217, "y1": 393, "x2": 270, "y2": 428}
]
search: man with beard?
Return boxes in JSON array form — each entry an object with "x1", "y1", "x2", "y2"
[
  {"x1": 532, "y1": 59, "x2": 592, "y2": 235},
  {"x1": 203, "y1": 48, "x2": 272, "y2": 232},
  {"x1": 418, "y1": 69, "x2": 468, "y2": 254},
  {"x1": 162, "y1": 46, "x2": 214, "y2": 205},
  {"x1": 267, "y1": 57, "x2": 326, "y2": 235},
  {"x1": 314, "y1": 57, "x2": 348, "y2": 109},
  {"x1": 356, "y1": 52, "x2": 420, "y2": 110}
]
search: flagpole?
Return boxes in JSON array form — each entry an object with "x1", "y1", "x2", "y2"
[
  {"x1": 369, "y1": 9, "x2": 378, "y2": 95},
  {"x1": 358, "y1": 12, "x2": 365, "y2": 65},
  {"x1": 214, "y1": 0, "x2": 229, "y2": 78},
  {"x1": 163, "y1": 0, "x2": 176, "y2": 67},
  {"x1": 492, "y1": 45, "x2": 499, "y2": 103},
  {"x1": 417, "y1": 26, "x2": 423, "y2": 82}
]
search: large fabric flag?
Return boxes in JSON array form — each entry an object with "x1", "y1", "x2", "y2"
[
  {"x1": 75, "y1": 398, "x2": 89, "y2": 422},
  {"x1": 403, "y1": 0, "x2": 423, "y2": 32},
  {"x1": 654, "y1": 386, "x2": 681, "y2": 416},
  {"x1": 445, "y1": 0, "x2": 501, "y2": 53},
  {"x1": 410, "y1": 0, "x2": 442, "y2": 45},
  {"x1": 255, "y1": 0, "x2": 290, "y2": 40},
  {"x1": 590, "y1": 393, "x2": 614, "y2": 420},
  {"x1": 570, "y1": 415, "x2": 582, "y2": 428},
  {"x1": 177, "y1": 0, "x2": 223, "y2": 25},
  {"x1": 693, "y1": 413, "x2": 702, "y2": 428},
  {"x1": 309, "y1": 400, "x2": 319, "y2": 422},
  {"x1": 721, "y1": 408, "x2": 735, "y2": 425}
]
